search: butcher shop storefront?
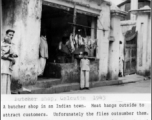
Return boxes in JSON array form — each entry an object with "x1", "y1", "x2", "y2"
[
  {"x1": 2, "y1": 0, "x2": 115, "y2": 92},
  {"x1": 40, "y1": 0, "x2": 102, "y2": 83}
]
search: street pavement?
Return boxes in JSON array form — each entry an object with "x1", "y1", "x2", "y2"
[{"x1": 62, "y1": 80, "x2": 151, "y2": 94}]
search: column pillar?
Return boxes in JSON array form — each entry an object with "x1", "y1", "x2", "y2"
[
  {"x1": 97, "y1": 3, "x2": 111, "y2": 81},
  {"x1": 130, "y1": 0, "x2": 138, "y2": 20},
  {"x1": 147, "y1": 15, "x2": 151, "y2": 76},
  {"x1": 108, "y1": 10, "x2": 126, "y2": 80},
  {"x1": 131, "y1": 6, "x2": 151, "y2": 76}
]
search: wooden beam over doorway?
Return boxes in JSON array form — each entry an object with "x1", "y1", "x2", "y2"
[{"x1": 43, "y1": 0, "x2": 101, "y2": 16}]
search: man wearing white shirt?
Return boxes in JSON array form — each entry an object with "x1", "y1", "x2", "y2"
[
  {"x1": 38, "y1": 31, "x2": 49, "y2": 76},
  {"x1": 1, "y1": 29, "x2": 17, "y2": 94},
  {"x1": 80, "y1": 51, "x2": 90, "y2": 90}
]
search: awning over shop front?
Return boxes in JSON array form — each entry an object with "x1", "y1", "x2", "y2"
[
  {"x1": 125, "y1": 26, "x2": 137, "y2": 41},
  {"x1": 43, "y1": 0, "x2": 102, "y2": 17}
]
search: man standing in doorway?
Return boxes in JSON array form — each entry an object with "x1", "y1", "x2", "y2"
[
  {"x1": 1, "y1": 29, "x2": 17, "y2": 94},
  {"x1": 38, "y1": 31, "x2": 49, "y2": 76}
]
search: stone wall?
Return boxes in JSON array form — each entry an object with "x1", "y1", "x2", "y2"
[{"x1": 44, "y1": 59, "x2": 99, "y2": 84}]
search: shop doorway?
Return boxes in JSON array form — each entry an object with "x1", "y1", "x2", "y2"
[
  {"x1": 124, "y1": 26, "x2": 137, "y2": 76},
  {"x1": 39, "y1": 3, "x2": 97, "y2": 79}
]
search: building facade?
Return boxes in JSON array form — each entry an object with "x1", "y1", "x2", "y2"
[
  {"x1": 118, "y1": 0, "x2": 151, "y2": 20},
  {"x1": 118, "y1": 0, "x2": 151, "y2": 77},
  {"x1": 2, "y1": 0, "x2": 138, "y2": 91}
]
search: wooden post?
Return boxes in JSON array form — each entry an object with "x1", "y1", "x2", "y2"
[
  {"x1": 1, "y1": 0, "x2": 3, "y2": 40},
  {"x1": 91, "y1": 17, "x2": 96, "y2": 39},
  {"x1": 72, "y1": 3, "x2": 77, "y2": 62},
  {"x1": 73, "y1": 3, "x2": 76, "y2": 39}
]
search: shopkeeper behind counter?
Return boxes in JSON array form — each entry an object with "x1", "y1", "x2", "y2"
[{"x1": 57, "y1": 36, "x2": 72, "y2": 63}]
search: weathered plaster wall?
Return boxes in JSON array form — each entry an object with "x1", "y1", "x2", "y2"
[
  {"x1": 108, "y1": 15, "x2": 121, "y2": 80},
  {"x1": 146, "y1": 15, "x2": 151, "y2": 76},
  {"x1": 2, "y1": 0, "x2": 42, "y2": 85},
  {"x1": 121, "y1": 21, "x2": 136, "y2": 34},
  {"x1": 118, "y1": 28, "x2": 124, "y2": 76},
  {"x1": 136, "y1": 12, "x2": 151, "y2": 76},
  {"x1": 120, "y1": 11, "x2": 151, "y2": 77},
  {"x1": 97, "y1": 2, "x2": 110, "y2": 81},
  {"x1": 119, "y1": 5, "x2": 125, "y2": 11}
]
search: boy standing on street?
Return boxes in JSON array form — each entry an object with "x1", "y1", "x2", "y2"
[{"x1": 80, "y1": 51, "x2": 90, "y2": 90}]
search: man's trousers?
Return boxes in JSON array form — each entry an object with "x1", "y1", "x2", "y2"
[
  {"x1": 1, "y1": 74, "x2": 11, "y2": 94},
  {"x1": 80, "y1": 70, "x2": 89, "y2": 88},
  {"x1": 38, "y1": 57, "x2": 46, "y2": 76}
]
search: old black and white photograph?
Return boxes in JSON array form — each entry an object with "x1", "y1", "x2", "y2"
[
  {"x1": 1, "y1": 0, "x2": 151, "y2": 120},
  {"x1": 1, "y1": 0, "x2": 151, "y2": 95}
]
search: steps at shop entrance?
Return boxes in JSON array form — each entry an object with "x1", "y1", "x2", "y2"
[
  {"x1": 36, "y1": 78, "x2": 61, "y2": 88},
  {"x1": 20, "y1": 79, "x2": 123, "y2": 94},
  {"x1": 28, "y1": 82, "x2": 81, "y2": 94},
  {"x1": 19, "y1": 78, "x2": 61, "y2": 94},
  {"x1": 19, "y1": 74, "x2": 147, "y2": 94}
]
